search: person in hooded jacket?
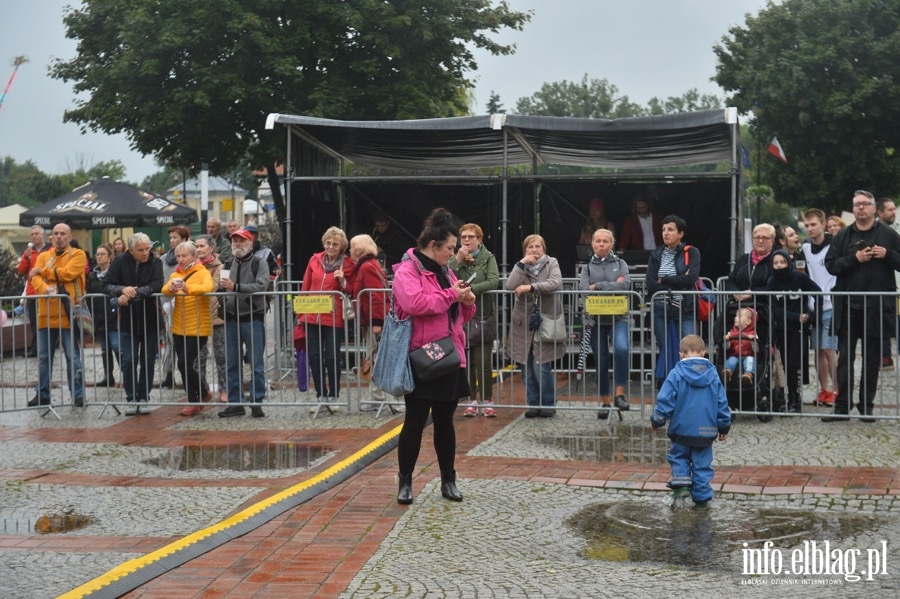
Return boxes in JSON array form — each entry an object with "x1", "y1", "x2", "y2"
[
  {"x1": 765, "y1": 249, "x2": 821, "y2": 414},
  {"x1": 651, "y1": 334, "x2": 730, "y2": 509},
  {"x1": 299, "y1": 226, "x2": 356, "y2": 410},
  {"x1": 579, "y1": 228, "x2": 632, "y2": 419}
]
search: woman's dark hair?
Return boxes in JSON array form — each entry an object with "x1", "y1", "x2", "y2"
[
  {"x1": 661, "y1": 214, "x2": 687, "y2": 234},
  {"x1": 416, "y1": 208, "x2": 459, "y2": 249},
  {"x1": 771, "y1": 221, "x2": 786, "y2": 248}
]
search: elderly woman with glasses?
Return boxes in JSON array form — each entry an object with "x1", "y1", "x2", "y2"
[
  {"x1": 725, "y1": 223, "x2": 778, "y2": 303},
  {"x1": 299, "y1": 226, "x2": 356, "y2": 411}
]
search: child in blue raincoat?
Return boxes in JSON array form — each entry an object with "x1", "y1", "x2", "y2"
[{"x1": 651, "y1": 334, "x2": 731, "y2": 508}]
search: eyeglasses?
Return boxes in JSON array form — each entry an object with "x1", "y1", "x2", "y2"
[
  {"x1": 853, "y1": 202, "x2": 875, "y2": 208},
  {"x1": 459, "y1": 235, "x2": 478, "y2": 240},
  {"x1": 752, "y1": 235, "x2": 773, "y2": 241}
]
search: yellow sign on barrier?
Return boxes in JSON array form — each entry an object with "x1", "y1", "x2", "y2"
[
  {"x1": 584, "y1": 295, "x2": 629, "y2": 316},
  {"x1": 293, "y1": 295, "x2": 334, "y2": 314}
]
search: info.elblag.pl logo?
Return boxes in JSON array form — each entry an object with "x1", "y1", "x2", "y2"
[{"x1": 741, "y1": 540, "x2": 889, "y2": 583}]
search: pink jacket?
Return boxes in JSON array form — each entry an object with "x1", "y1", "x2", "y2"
[{"x1": 392, "y1": 249, "x2": 475, "y2": 368}]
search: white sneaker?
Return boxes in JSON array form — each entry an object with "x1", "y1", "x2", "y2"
[{"x1": 359, "y1": 402, "x2": 378, "y2": 412}]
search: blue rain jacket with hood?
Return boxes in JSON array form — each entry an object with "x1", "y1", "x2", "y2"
[{"x1": 651, "y1": 356, "x2": 731, "y2": 447}]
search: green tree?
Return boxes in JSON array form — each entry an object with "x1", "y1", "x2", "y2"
[
  {"x1": 514, "y1": 75, "x2": 645, "y2": 118},
  {"x1": 713, "y1": 0, "x2": 900, "y2": 212},
  {"x1": 646, "y1": 89, "x2": 721, "y2": 116},
  {"x1": 0, "y1": 158, "x2": 61, "y2": 207},
  {"x1": 49, "y1": 0, "x2": 531, "y2": 222},
  {"x1": 486, "y1": 91, "x2": 505, "y2": 114}
]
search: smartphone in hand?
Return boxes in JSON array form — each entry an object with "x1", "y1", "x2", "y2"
[
  {"x1": 461, "y1": 272, "x2": 477, "y2": 287},
  {"x1": 856, "y1": 240, "x2": 869, "y2": 252}
]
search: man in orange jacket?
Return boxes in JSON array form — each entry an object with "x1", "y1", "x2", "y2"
[{"x1": 28, "y1": 224, "x2": 87, "y2": 407}]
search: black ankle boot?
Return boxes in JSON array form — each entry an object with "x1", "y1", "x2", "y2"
[
  {"x1": 397, "y1": 473, "x2": 413, "y2": 505},
  {"x1": 440, "y1": 470, "x2": 463, "y2": 502}
]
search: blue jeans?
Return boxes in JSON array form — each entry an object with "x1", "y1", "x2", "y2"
[
  {"x1": 653, "y1": 301, "x2": 696, "y2": 352},
  {"x1": 522, "y1": 348, "x2": 555, "y2": 407},
  {"x1": 306, "y1": 325, "x2": 343, "y2": 399},
  {"x1": 590, "y1": 320, "x2": 629, "y2": 396},
  {"x1": 667, "y1": 442, "x2": 714, "y2": 503},
  {"x1": 120, "y1": 329, "x2": 159, "y2": 402},
  {"x1": 225, "y1": 319, "x2": 266, "y2": 404},
  {"x1": 36, "y1": 327, "x2": 83, "y2": 402},
  {"x1": 724, "y1": 355, "x2": 755, "y2": 375},
  {"x1": 98, "y1": 330, "x2": 120, "y2": 355}
]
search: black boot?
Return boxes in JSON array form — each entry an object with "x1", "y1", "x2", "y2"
[
  {"x1": 397, "y1": 473, "x2": 413, "y2": 505},
  {"x1": 787, "y1": 392, "x2": 802, "y2": 414},
  {"x1": 96, "y1": 351, "x2": 115, "y2": 387},
  {"x1": 440, "y1": 470, "x2": 463, "y2": 502}
]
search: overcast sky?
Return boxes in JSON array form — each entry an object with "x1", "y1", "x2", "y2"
[{"x1": 1, "y1": 1, "x2": 770, "y2": 186}]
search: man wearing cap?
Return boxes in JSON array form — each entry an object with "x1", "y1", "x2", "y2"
[
  {"x1": 218, "y1": 228, "x2": 270, "y2": 418},
  {"x1": 244, "y1": 223, "x2": 280, "y2": 279},
  {"x1": 206, "y1": 217, "x2": 232, "y2": 263}
]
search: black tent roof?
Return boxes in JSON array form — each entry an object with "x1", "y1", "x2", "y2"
[
  {"x1": 266, "y1": 109, "x2": 738, "y2": 171},
  {"x1": 19, "y1": 178, "x2": 198, "y2": 229}
]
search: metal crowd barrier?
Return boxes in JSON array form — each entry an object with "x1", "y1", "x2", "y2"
[{"x1": 0, "y1": 287, "x2": 897, "y2": 422}]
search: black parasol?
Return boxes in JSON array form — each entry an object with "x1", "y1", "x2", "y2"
[{"x1": 19, "y1": 178, "x2": 197, "y2": 229}]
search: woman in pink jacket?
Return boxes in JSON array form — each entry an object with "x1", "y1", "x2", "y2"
[{"x1": 393, "y1": 208, "x2": 476, "y2": 505}]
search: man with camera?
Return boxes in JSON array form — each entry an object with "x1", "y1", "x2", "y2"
[{"x1": 823, "y1": 190, "x2": 900, "y2": 422}]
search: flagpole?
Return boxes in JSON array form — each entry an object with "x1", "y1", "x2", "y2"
[{"x1": 756, "y1": 134, "x2": 762, "y2": 223}]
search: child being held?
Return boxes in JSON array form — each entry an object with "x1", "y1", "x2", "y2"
[
  {"x1": 651, "y1": 334, "x2": 731, "y2": 509},
  {"x1": 723, "y1": 307, "x2": 757, "y2": 385}
]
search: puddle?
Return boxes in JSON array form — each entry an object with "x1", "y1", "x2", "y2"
[
  {"x1": 568, "y1": 501, "x2": 879, "y2": 570},
  {"x1": 543, "y1": 424, "x2": 669, "y2": 463},
  {"x1": 2, "y1": 510, "x2": 93, "y2": 535},
  {"x1": 145, "y1": 442, "x2": 329, "y2": 472}
]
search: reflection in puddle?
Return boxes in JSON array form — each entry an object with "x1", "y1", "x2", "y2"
[
  {"x1": 568, "y1": 501, "x2": 879, "y2": 570},
  {"x1": 1, "y1": 509, "x2": 94, "y2": 535},
  {"x1": 543, "y1": 424, "x2": 669, "y2": 463},
  {"x1": 146, "y1": 442, "x2": 329, "y2": 472}
]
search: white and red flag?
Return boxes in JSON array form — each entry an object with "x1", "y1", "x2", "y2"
[{"x1": 767, "y1": 137, "x2": 788, "y2": 164}]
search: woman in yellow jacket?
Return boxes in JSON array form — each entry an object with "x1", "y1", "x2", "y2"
[{"x1": 163, "y1": 241, "x2": 214, "y2": 415}]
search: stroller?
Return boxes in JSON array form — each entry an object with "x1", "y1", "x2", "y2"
[{"x1": 711, "y1": 301, "x2": 775, "y2": 423}]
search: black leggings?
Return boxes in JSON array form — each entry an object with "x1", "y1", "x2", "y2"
[{"x1": 397, "y1": 398, "x2": 459, "y2": 475}]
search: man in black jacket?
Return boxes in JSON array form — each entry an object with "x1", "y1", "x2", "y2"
[
  {"x1": 104, "y1": 233, "x2": 164, "y2": 415},
  {"x1": 823, "y1": 190, "x2": 900, "y2": 422}
]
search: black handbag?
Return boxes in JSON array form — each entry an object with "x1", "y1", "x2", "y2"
[
  {"x1": 409, "y1": 336, "x2": 460, "y2": 382},
  {"x1": 466, "y1": 314, "x2": 496, "y2": 345}
]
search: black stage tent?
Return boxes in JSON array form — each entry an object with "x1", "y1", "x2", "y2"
[
  {"x1": 20, "y1": 178, "x2": 198, "y2": 229},
  {"x1": 265, "y1": 109, "x2": 742, "y2": 280}
]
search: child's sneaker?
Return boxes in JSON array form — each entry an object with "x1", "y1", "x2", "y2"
[
  {"x1": 721, "y1": 369, "x2": 732, "y2": 385},
  {"x1": 482, "y1": 401, "x2": 496, "y2": 417},
  {"x1": 464, "y1": 402, "x2": 478, "y2": 417},
  {"x1": 741, "y1": 373, "x2": 753, "y2": 385},
  {"x1": 692, "y1": 501, "x2": 710, "y2": 510}
]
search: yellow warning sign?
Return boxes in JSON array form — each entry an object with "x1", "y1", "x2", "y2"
[
  {"x1": 584, "y1": 295, "x2": 629, "y2": 316},
  {"x1": 293, "y1": 295, "x2": 334, "y2": 314}
]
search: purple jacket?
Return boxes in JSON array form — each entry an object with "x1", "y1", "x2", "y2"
[{"x1": 392, "y1": 248, "x2": 475, "y2": 368}]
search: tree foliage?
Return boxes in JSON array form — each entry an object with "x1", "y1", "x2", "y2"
[
  {"x1": 513, "y1": 74, "x2": 721, "y2": 119},
  {"x1": 49, "y1": 0, "x2": 531, "y2": 221},
  {"x1": 0, "y1": 156, "x2": 127, "y2": 208},
  {"x1": 714, "y1": 0, "x2": 900, "y2": 211}
]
